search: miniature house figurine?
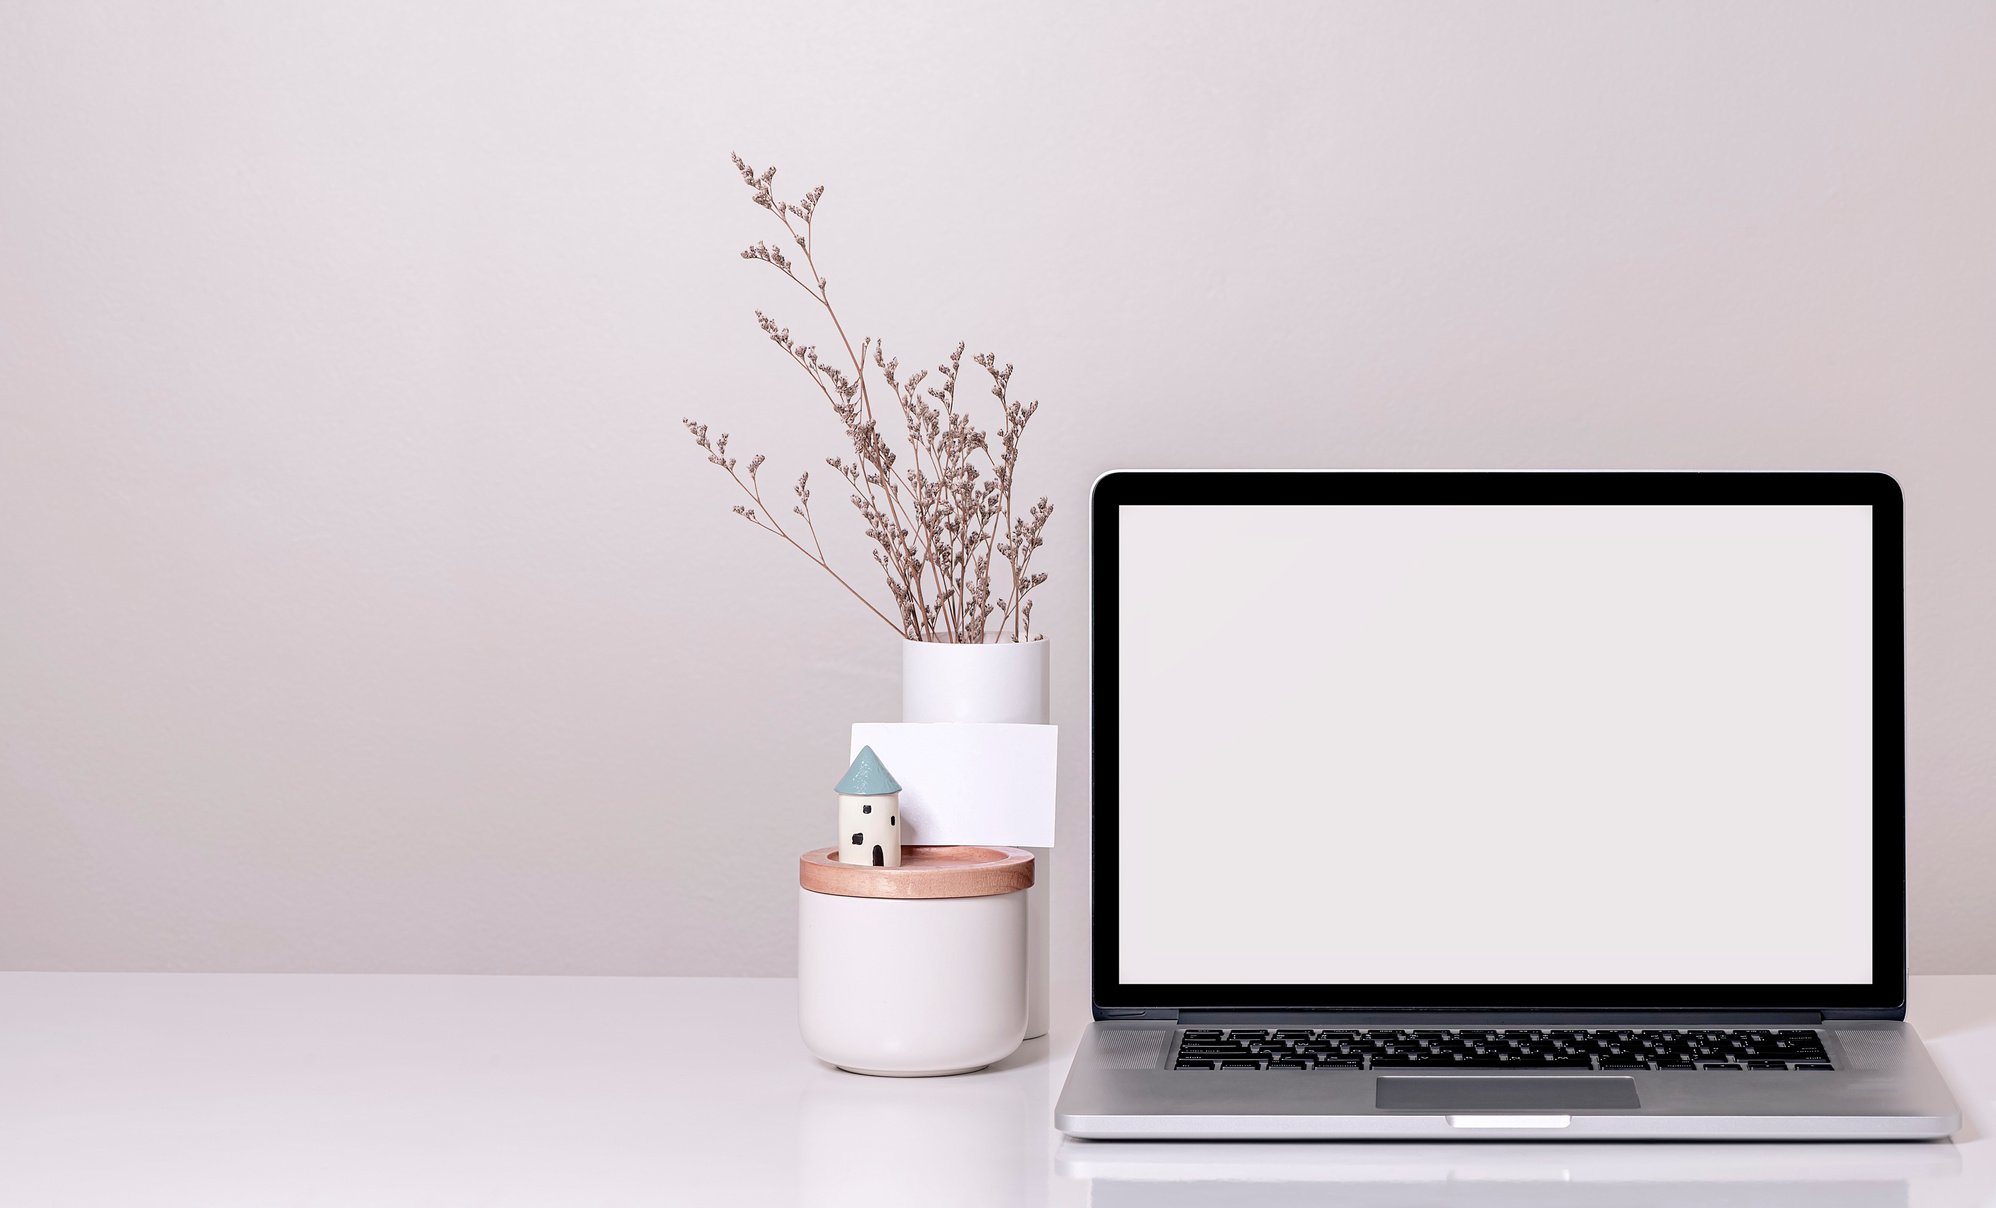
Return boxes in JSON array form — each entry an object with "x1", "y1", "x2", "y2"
[{"x1": 836, "y1": 746, "x2": 902, "y2": 868}]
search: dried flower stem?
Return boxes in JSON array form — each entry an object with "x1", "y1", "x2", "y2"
[
  {"x1": 685, "y1": 155, "x2": 1053, "y2": 643},
  {"x1": 681, "y1": 419, "x2": 903, "y2": 632}
]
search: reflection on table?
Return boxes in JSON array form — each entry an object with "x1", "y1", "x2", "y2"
[{"x1": 1056, "y1": 1138, "x2": 1960, "y2": 1207}]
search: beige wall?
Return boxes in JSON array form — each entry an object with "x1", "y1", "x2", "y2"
[{"x1": 2, "y1": 1, "x2": 1992, "y2": 978}]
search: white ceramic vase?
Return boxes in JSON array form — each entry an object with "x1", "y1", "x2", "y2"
[
  {"x1": 901, "y1": 637, "x2": 1051, "y2": 725},
  {"x1": 901, "y1": 637, "x2": 1053, "y2": 1040}
]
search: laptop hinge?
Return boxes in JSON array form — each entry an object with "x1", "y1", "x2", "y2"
[
  {"x1": 1820, "y1": 1006, "x2": 1906, "y2": 1021},
  {"x1": 1171, "y1": 1008, "x2": 1827, "y2": 1026},
  {"x1": 1096, "y1": 1007, "x2": 1180, "y2": 1022}
]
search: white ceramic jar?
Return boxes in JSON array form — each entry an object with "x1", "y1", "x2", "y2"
[{"x1": 798, "y1": 845, "x2": 1033, "y2": 1077}]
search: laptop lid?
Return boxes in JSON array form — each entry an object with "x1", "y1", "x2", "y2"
[{"x1": 1091, "y1": 471, "x2": 1905, "y2": 1018}]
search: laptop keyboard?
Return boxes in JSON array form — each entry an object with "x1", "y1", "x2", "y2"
[{"x1": 1173, "y1": 1027, "x2": 1834, "y2": 1071}]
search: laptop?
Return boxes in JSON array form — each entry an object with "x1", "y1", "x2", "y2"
[{"x1": 1055, "y1": 470, "x2": 1960, "y2": 1140}]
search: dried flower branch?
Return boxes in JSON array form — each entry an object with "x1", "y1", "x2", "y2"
[{"x1": 684, "y1": 155, "x2": 1052, "y2": 643}]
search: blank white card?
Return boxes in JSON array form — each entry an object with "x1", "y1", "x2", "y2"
[{"x1": 849, "y1": 723, "x2": 1058, "y2": 848}]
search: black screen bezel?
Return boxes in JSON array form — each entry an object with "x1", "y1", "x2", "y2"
[{"x1": 1091, "y1": 470, "x2": 1906, "y2": 1015}]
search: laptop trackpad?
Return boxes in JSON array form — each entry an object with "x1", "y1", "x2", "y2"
[{"x1": 1376, "y1": 1076, "x2": 1639, "y2": 1111}]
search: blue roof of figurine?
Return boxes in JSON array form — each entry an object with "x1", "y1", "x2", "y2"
[{"x1": 836, "y1": 745, "x2": 902, "y2": 795}]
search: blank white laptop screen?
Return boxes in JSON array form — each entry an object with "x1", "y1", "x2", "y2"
[{"x1": 1117, "y1": 504, "x2": 1874, "y2": 986}]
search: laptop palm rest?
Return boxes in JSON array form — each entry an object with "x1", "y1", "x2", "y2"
[{"x1": 1376, "y1": 1076, "x2": 1639, "y2": 1111}]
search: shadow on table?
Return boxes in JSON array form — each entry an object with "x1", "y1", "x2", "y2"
[{"x1": 1055, "y1": 1137, "x2": 1961, "y2": 1207}]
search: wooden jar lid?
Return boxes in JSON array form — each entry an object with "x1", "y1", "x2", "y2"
[{"x1": 799, "y1": 845, "x2": 1034, "y2": 900}]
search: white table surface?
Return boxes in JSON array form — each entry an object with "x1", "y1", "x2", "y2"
[{"x1": 1, "y1": 973, "x2": 1992, "y2": 1206}]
